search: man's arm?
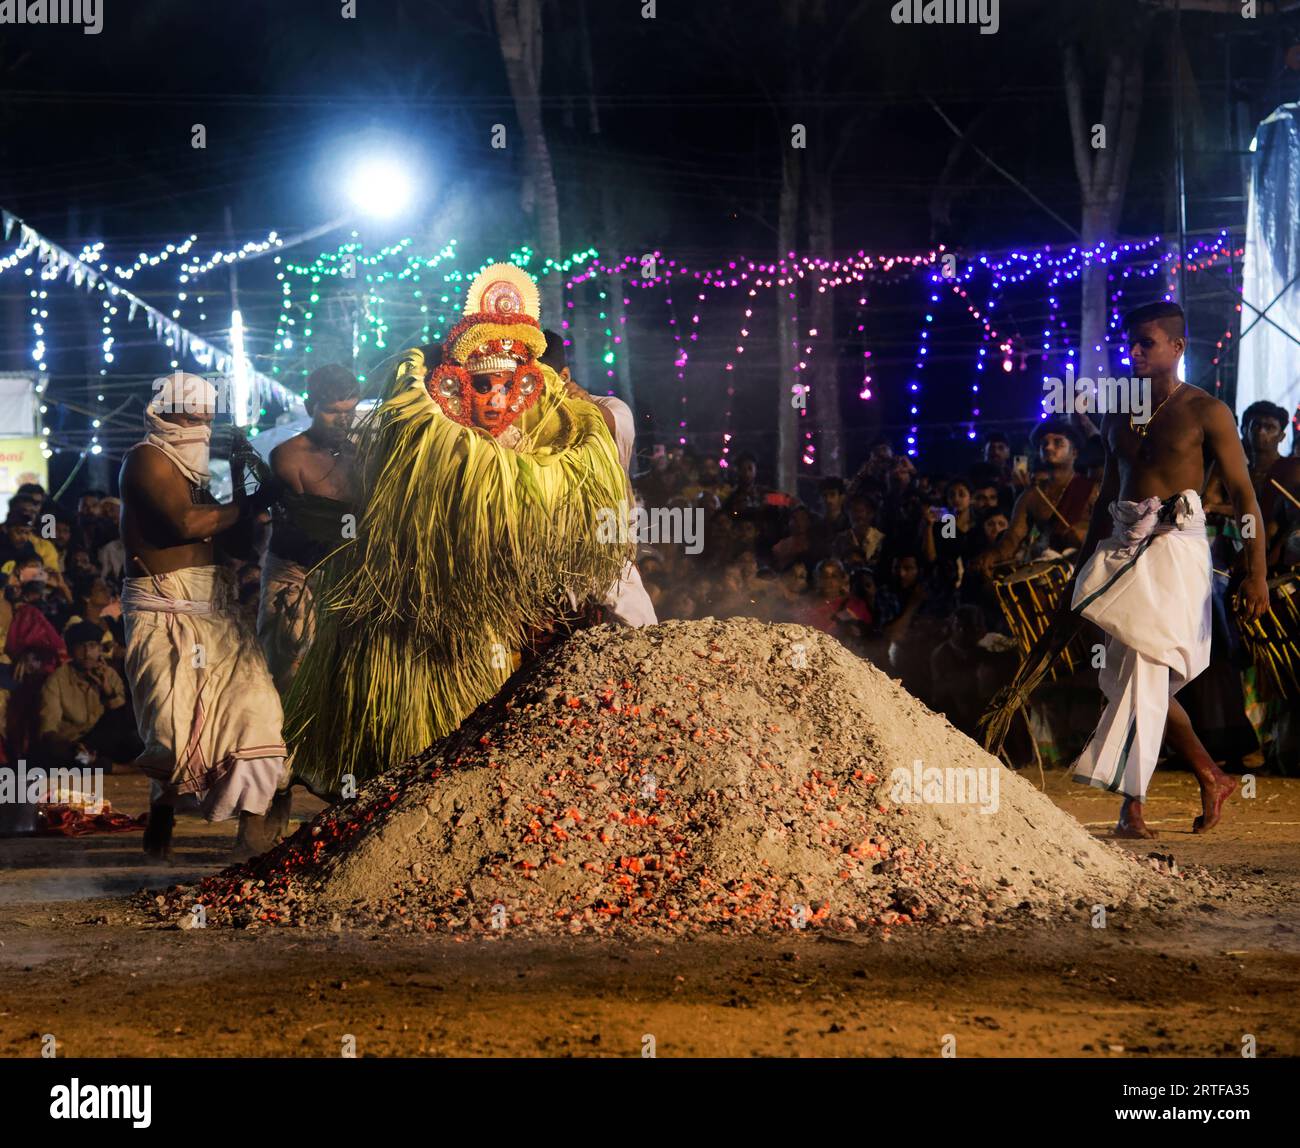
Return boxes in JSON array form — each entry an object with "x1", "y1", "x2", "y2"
[
  {"x1": 91, "y1": 663, "x2": 127, "y2": 711},
  {"x1": 122, "y1": 446, "x2": 241, "y2": 542},
  {"x1": 1205, "y1": 400, "x2": 1270, "y2": 622}
]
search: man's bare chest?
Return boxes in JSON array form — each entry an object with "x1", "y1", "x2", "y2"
[
  {"x1": 1108, "y1": 409, "x2": 1204, "y2": 471},
  {"x1": 295, "y1": 449, "x2": 351, "y2": 497}
]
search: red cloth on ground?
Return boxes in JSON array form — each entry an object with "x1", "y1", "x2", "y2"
[{"x1": 38, "y1": 806, "x2": 146, "y2": 836}]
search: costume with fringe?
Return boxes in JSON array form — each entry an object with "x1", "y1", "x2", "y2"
[{"x1": 284, "y1": 265, "x2": 632, "y2": 795}]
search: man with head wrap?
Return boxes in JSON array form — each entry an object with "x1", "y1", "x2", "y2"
[{"x1": 119, "y1": 372, "x2": 289, "y2": 860}]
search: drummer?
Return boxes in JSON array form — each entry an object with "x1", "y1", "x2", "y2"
[
  {"x1": 1242, "y1": 400, "x2": 1300, "y2": 572},
  {"x1": 972, "y1": 417, "x2": 1099, "y2": 575}
]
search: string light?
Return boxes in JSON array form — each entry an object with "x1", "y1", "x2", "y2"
[{"x1": 10, "y1": 213, "x2": 1245, "y2": 460}]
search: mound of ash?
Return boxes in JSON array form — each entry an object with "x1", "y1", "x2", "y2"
[{"x1": 143, "y1": 618, "x2": 1176, "y2": 936}]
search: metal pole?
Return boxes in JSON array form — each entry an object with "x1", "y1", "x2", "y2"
[{"x1": 1174, "y1": 0, "x2": 1189, "y2": 308}]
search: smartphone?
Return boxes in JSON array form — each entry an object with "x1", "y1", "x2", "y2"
[{"x1": 1013, "y1": 455, "x2": 1029, "y2": 477}]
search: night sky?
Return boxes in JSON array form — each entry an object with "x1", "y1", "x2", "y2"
[{"x1": 1, "y1": 0, "x2": 1295, "y2": 493}]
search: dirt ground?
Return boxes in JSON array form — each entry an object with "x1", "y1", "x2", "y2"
[{"x1": 1, "y1": 765, "x2": 1297, "y2": 1058}]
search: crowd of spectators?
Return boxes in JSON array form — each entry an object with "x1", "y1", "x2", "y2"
[{"x1": 626, "y1": 431, "x2": 1069, "y2": 739}]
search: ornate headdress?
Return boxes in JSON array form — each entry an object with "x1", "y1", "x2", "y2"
[{"x1": 426, "y1": 263, "x2": 547, "y2": 436}]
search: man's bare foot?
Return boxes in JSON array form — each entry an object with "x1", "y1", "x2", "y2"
[
  {"x1": 1193, "y1": 773, "x2": 1236, "y2": 834},
  {"x1": 142, "y1": 803, "x2": 175, "y2": 862},
  {"x1": 1115, "y1": 797, "x2": 1157, "y2": 839}
]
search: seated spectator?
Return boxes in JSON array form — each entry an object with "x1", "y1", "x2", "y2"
[
  {"x1": 14, "y1": 562, "x2": 72, "y2": 634},
  {"x1": 848, "y1": 439, "x2": 895, "y2": 496},
  {"x1": 771, "y1": 506, "x2": 825, "y2": 572},
  {"x1": 969, "y1": 478, "x2": 1002, "y2": 517},
  {"x1": 38, "y1": 621, "x2": 140, "y2": 770},
  {"x1": 817, "y1": 477, "x2": 850, "y2": 537},
  {"x1": 51, "y1": 516, "x2": 74, "y2": 572},
  {"x1": 983, "y1": 432, "x2": 1011, "y2": 476},
  {"x1": 96, "y1": 496, "x2": 126, "y2": 586},
  {"x1": 709, "y1": 560, "x2": 752, "y2": 617},
  {"x1": 0, "y1": 513, "x2": 56, "y2": 575},
  {"x1": 921, "y1": 479, "x2": 979, "y2": 572},
  {"x1": 63, "y1": 546, "x2": 98, "y2": 581},
  {"x1": 774, "y1": 560, "x2": 810, "y2": 607},
  {"x1": 63, "y1": 574, "x2": 125, "y2": 671},
  {"x1": 3, "y1": 578, "x2": 66, "y2": 760},
  {"x1": 874, "y1": 551, "x2": 952, "y2": 701},
  {"x1": 77, "y1": 489, "x2": 114, "y2": 555},
  {"x1": 832, "y1": 495, "x2": 885, "y2": 565},
  {"x1": 15, "y1": 481, "x2": 48, "y2": 513},
  {"x1": 724, "y1": 453, "x2": 770, "y2": 515},
  {"x1": 978, "y1": 508, "x2": 1010, "y2": 549},
  {"x1": 725, "y1": 455, "x2": 791, "y2": 555},
  {"x1": 796, "y1": 558, "x2": 872, "y2": 651}
]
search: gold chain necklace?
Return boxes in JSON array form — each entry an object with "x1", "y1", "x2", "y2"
[{"x1": 1131, "y1": 382, "x2": 1182, "y2": 438}]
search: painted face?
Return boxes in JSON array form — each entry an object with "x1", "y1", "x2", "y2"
[
  {"x1": 469, "y1": 371, "x2": 513, "y2": 429},
  {"x1": 428, "y1": 358, "x2": 542, "y2": 436}
]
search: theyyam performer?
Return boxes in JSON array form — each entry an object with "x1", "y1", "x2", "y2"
[
  {"x1": 119, "y1": 372, "x2": 290, "y2": 860},
  {"x1": 284, "y1": 264, "x2": 634, "y2": 796},
  {"x1": 1064, "y1": 302, "x2": 1268, "y2": 837}
]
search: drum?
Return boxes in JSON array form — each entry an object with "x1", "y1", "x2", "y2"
[
  {"x1": 1240, "y1": 573, "x2": 1300, "y2": 700},
  {"x1": 993, "y1": 558, "x2": 1085, "y2": 681}
]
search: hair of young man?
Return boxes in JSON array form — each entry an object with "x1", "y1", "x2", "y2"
[
  {"x1": 1241, "y1": 399, "x2": 1289, "y2": 432},
  {"x1": 540, "y1": 328, "x2": 568, "y2": 375},
  {"x1": 305, "y1": 363, "x2": 360, "y2": 412},
  {"x1": 1122, "y1": 300, "x2": 1186, "y2": 342}
]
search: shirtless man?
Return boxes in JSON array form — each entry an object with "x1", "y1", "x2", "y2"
[
  {"x1": 119, "y1": 373, "x2": 287, "y2": 860},
  {"x1": 258, "y1": 364, "x2": 359, "y2": 695},
  {"x1": 1067, "y1": 303, "x2": 1269, "y2": 838},
  {"x1": 974, "y1": 418, "x2": 1097, "y2": 574},
  {"x1": 1242, "y1": 400, "x2": 1300, "y2": 571}
]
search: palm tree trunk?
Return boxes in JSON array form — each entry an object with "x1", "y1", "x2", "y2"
[{"x1": 493, "y1": 0, "x2": 563, "y2": 323}]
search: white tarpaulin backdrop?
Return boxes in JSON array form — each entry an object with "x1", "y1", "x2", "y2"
[
  {"x1": 1238, "y1": 102, "x2": 1300, "y2": 431},
  {"x1": 0, "y1": 372, "x2": 37, "y2": 436}
]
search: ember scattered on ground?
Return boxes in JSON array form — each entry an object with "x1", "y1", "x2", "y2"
[{"x1": 145, "y1": 619, "x2": 1191, "y2": 936}]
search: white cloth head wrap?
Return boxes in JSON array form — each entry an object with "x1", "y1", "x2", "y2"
[{"x1": 143, "y1": 372, "x2": 218, "y2": 488}]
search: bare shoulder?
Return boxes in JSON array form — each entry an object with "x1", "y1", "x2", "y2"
[
  {"x1": 121, "y1": 442, "x2": 171, "y2": 486},
  {"x1": 1190, "y1": 388, "x2": 1233, "y2": 427},
  {"x1": 269, "y1": 434, "x2": 308, "y2": 481}
]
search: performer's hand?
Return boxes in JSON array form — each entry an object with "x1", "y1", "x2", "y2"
[{"x1": 1236, "y1": 573, "x2": 1270, "y2": 626}]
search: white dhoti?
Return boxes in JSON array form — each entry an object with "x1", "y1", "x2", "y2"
[
  {"x1": 602, "y1": 558, "x2": 658, "y2": 627},
  {"x1": 123, "y1": 565, "x2": 289, "y2": 821},
  {"x1": 256, "y1": 550, "x2": 316, "y2": 694},
  {"x1": 1070, "y1": 489, "x2": 1212, "y2": 799}
]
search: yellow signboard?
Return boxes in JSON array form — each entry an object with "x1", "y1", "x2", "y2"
[{"x1": 0, "y1": 436, "x2": 49, "y2": 504}]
